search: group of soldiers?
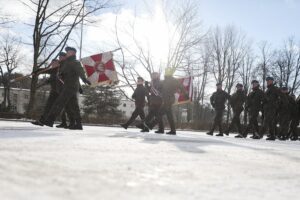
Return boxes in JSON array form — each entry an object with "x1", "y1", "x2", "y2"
[
  {"x1": 28, "y1": 47, "x2": 300, "y2": 140},
  {"x1": 120, "y1": 68, "x2": 189, "y2": 135},
  {"x1": 31, "y1": 47, "x2": 91, "y2": 130},
  {"x1": 207, "y1": 77, "x2": 300, "y2": 141}
]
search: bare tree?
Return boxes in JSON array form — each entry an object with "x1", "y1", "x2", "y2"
[
  {"x1": 272, "y1": 37, "x2": 300, "y2": 94},
  {"x1": 207, "y1": 25, "x2": 250, "y2": 124},
  {"x1": 113, "y1": 0, "x2": 203, "y2": 97},
  {"x1": 24, "y1": 0, "x2": 112, "y2": 117},
  {"x1": 0, "y1": 33, "x2": 22, "y2": 111},
  {"x1": 256, "y1": 41, "x2": 274, "y2": 91},
  {"x1": 238, "y1": 50, "x2": 255, "y2": 125}
]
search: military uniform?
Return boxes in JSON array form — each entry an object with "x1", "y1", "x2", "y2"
[
  {"x1": 156, "y1": 75, "x2": 187, "y2": 135},
  {"x1": 226, "y1": 87, "x2": 246, "y2": 136},
  {"x1": 44, "y1": 54, "x2": 90, "y2": 128},
  {"x1": 31, "y1": 63, "x2": 61, "y2": 126},
  {"x1": 121, "y1": 84, "x2": 148, "y2": 129},
  {"x1": 289, "y1": 95, "x2": 300, "y2": 140},
  {"x1": 207, "y1": 87, "x2": 230, "y2": 136},
  {"x1": 276, "y1": 90, "x2": 292, "y2": 140},
  {"x1": 139, "y1": 79, "x2": 164, "y2": 133},
  {"x1": 257, "y1": 80, "x2": 287, "y2": 140},
  {"x1": 242, "y1": 86, "x2": 264, "y2": 138}
]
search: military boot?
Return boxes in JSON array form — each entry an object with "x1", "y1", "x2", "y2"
[
  {"x1": 266, "y1": 135, "x2": 276, "y2": 141},
  {"x1": 155, "y1": 130, "x2": 164, "y2": 134},
  {"x1": 235, "y1": 134, "x2": 244, "y2": 138},
  {"x1": 252, "y1": 133, "x2": 262, "y2": 139},
  {"x1": 56, "y1": 122, "x2": 67, "y2": 128},
  {"x1": 290, "y1": 135, "x2": 298, "y2": 141},
  {"x1": 166, "y1": 130, "x2": 176, "y2": 135},
  {"x1": 140, "y1": 127, "x2": 149, "y2": 132},
  {"x1": 43, "y1": 117, "x2": 55, "y2": 127},
  {"x1": 224, "y1": 130, "x2": 230, "y2": 136},
  {"x1": 206, "y1": 131, "x2": 213, "y2": 136},
  {"x1": 120, "y1": 123, "x2": 128, "y2": 130},
  {"x1": 31, "y1": 120, "x2": 44, "y2": 126},
  {"x1": 69, "y1": 119, "x2": 83, "y2": 130},
  {"x1": 65, "y1": 119, "x2": 75, "y2": 129}
]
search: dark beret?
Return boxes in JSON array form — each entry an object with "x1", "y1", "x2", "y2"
[
  {"x1": 65, "y1": 46, "x2": 77, "y2": 52},
  {"x1": 59, "y1": 52, "x2": 67, "y2": 56},
  {"x1": 266, "y1": 77, "x2": 274, "y2": 81}
]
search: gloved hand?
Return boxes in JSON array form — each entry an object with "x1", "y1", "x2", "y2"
[{"x1": 79, "y1": 87, "x2": 83, "y2": 94}]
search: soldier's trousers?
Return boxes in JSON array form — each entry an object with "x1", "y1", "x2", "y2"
[
  {"x1": 156, "y1": 103, "x2": 175, "y2": 132},
  {"x1": 259, "y1": 108, "x2": 277, "y2": 137},
  {"x1": 60, "y1": 109, "x2": 74, "y2": 125},
  {"x1": 144, "y1": 104, "x2": 164, "y2": 131},
  {"x1": 289, "y1": 118, "x2": 299, "y2": 138},
  {"x1": 125, "y1": 106, "x2": 145, "y2": 126},
  {"x1": 278, "y1": 112, "x2": 291, "y2": 138},
  {"x1": 244, "y1": 110, "x2": 259, "y2": 136},
  {"x1": 40, "y1": 91, "x2": 59, "y2": 122},
  {"x1": 210, "y1": 109, "x2": 224, "y2": 133},
  {"x1": 227, "y1": 109, "x2": 242, "y2": 133},
  {"x1": 46, "y1": 90, "x2": 81, "y2": 122}
]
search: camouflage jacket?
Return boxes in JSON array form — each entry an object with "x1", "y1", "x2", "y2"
[{"x1": 210, "y1": 90, "x2": 230, "y2": 110}]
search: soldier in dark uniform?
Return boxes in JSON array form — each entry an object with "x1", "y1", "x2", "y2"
[
  {"x1": 276, "y1": 87, "x2": 291, "y2": 140},
  {"x1": 288, "y1": 95, "x2": 300, "y2": 141},
  {"x1": 225, "y1": 83, "x2": 246, "y2": 137},
  {"x1": 31, "y1": 52, "x2": 67, "y2": 126},
  {"x1": 136, "y1": 72, "x2": 164, "y2": 133},
  {"x1": 207, "y1": 83, "x2": 230, "y2": 136},
  {"x1": 43, "y1": 47, "x2": 91, "y2": 129},
  {"x1": 154, "y1": 67, "x2": 188, "y2": 135},
  {"x1": 121, "y1": 77, "x2": 149, "y2": 129},
  {"x1": 240, "y1": 80, "x2": 264, "y2": 138},
  {"x1": 255, "y1": 77, "x2": 287, "y2": 140}
]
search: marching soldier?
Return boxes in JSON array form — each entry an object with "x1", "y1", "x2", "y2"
[
  {"x1": 43, "y1": 47, "x2": 91, "y2": 129},
  {"x1": 137, "y1": 72, "x2": 164, "y2": 133},
  {"x1": 240, "y1": 80, "x2": 264, "y2": 138},
  {"x1": 31, "y1": 52, "x2": 67, "y2": 126},
  {"x1": 225, "y1": 83, "x2": 246, "y2": 137},
  {"x1": 255, "y1": 77, "x2": 287, "y2": 140},
  {"x1": 155, "y1": 67, "x2": 188, "y2": 135},
  {"x1": 121, "y1": 77, "x2": 148, "y2": 129},
  {"x1": 288, "y1": 95, "x2": 300, "y2": 141},
  {"x1": 207, "y1": 83, "x2": 230, "y2": 136},
  {"x1": 276, "y1": 87, "x2": 292, "y2": 140}
]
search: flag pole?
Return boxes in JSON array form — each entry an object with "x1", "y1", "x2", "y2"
[{"x1": 79, "y1": 2, "x2": 85, "y2": 60}]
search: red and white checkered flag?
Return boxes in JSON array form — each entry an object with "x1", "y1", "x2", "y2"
[{"x1": 81, "y1": 52, "x2": 119, "y2": 86}]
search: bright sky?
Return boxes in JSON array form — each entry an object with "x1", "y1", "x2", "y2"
[{"x1": 0, "y1": 0, "x2": 299, "y2": 72}]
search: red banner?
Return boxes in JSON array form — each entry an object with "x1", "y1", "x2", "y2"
[{"x1": 174, "y1": 76, "x2": 193, "y2": 105}]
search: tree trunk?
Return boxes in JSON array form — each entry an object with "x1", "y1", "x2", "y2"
[{"x1": 26, "y1": 74, "x2": 38, "y2": 118}]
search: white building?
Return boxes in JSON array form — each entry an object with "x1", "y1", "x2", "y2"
[
  {"x1": 0, "y1": 87, "x2": 31, "y2": 113},
  {"x1": 0, "y1": 87, "x2": 136, "y2": 118},
  {"x1": 0, "y1": 87, "x2": 86, "y2": 114}
]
